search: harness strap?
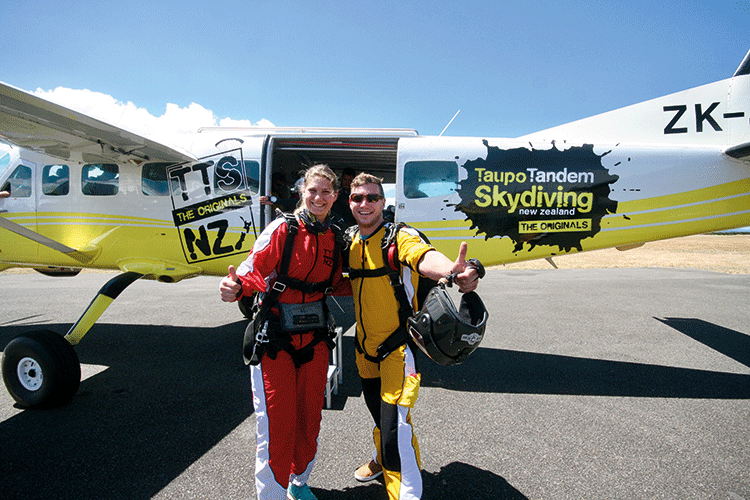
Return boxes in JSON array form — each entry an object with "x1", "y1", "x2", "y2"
[
  {"x1": 278, "y1": 213, "x2": 298, "y2": 277},
  {"x1": 250, "y1": 215, "x2": 298, "y2": 326},
  {"x1": 266, "y1": 324, "x2": 336, "y2": 367},
  {"x1": 257, "y1": 213, "x2": 339, "y2": 320},
  {"x1": 347, "y1": 222, "x2": 418, "y2": 363},
  {"x1": 274, "y1": 275, "x2": 334, "y2": 295},
  {"x1": 382, "y1": 223, "x2": 416, "y2": 340},
  {"x1": 347, "y1": 267, "x2": 389, "y2": 279},
  {"x1": 248, "y1": 213, "x2": 341, "y2": 365},
  {"x1": 275, "y1": 212, "x2": 338, "y2": 295},
  {"x1": 387, "y1": 267, "x2": 414, "y2": 330},
  {"x1": 355, "y1": 326, "x2": 410, "y2": 363}
]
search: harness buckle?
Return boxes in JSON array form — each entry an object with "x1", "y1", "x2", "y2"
[
  {"x1": 255, "y1": 320, "x2": 270, "y2": 344},
  {"x1": 272, "y1": 281, "x2": 287, "y2": 293}
]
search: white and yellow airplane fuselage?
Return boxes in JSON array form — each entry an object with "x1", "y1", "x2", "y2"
[{"x1": 1, "y1": 49, "x2": 749, "y2": 408}]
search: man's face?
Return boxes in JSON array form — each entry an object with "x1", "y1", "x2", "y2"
[{"x1": 349, "y1": 183, "x2": 385, "y2": 234}]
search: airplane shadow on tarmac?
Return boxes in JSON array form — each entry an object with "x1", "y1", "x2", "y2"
[
  {"x1": 0, "y1": 320, "x2": 254, "y2": 500},
  {"x1": 656, "y1": 317, "x2": 750, "y2": 369},
  {"x1": 1, "y1": 316, "x2": 748, "y2": 499},
  {"x1": 334, "y1": 317, "x2": 750, "y2": 403}
]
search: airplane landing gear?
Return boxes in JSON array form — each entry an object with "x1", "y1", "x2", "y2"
[
  {"x1": 2, "y1": 329, "x2": 80, "y2": 408},
  {"x1": 2, "y1": 272, "x2": 142, "y2": 409}
]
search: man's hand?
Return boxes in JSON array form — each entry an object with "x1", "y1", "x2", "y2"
[
  {"x1": 418, "y1": 242, "x2": 484, "y2": 292},
  {"x1": 450, "y1": 242, "x2": 480, "y2": 293},
  {"x1": 220, "y1": 265, "x2": 242, "y2": 302}
]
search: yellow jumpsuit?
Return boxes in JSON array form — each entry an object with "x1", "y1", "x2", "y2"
[{"x1": 349, "y1": 223, "x2": 433, "y2": 500}]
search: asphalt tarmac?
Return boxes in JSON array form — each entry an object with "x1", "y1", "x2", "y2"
[{"x1": 1, "y1": 267, "x2": 748, "y2": 500}]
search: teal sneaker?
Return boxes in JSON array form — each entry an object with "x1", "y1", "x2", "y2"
[{"x1": 287, "y1": 483, "x2": 318, "y2": 500}]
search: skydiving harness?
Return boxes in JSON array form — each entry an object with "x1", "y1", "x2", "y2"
[
  {"x1": 243, "y1": 212, "x2": 343, "y2": 367},
  {"x1": 344, "y1": 222, "x2": 437, "y2": 364}
]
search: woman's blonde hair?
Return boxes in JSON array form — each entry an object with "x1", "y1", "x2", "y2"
[{"x1": 293, "y1": 164, "x2": 339, "y2": 215}]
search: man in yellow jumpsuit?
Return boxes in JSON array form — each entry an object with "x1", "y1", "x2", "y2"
[{"x1": 347, "y1": 173, "x2": 480, "y2": 500}]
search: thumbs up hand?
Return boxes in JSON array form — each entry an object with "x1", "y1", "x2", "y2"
[
  {"x1": 220, "y1": 265, "x2": 243, "y2": 302},
  {"x1": 450, "y1": 242, "x2": 480, "y2": 293},
  {"x1": 450, "y1": 242, "x2": 469, "y2": 273}
]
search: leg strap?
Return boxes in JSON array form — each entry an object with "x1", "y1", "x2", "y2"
[{"x1": 356, "y1": 327, "x2": 410, "y2": 364}]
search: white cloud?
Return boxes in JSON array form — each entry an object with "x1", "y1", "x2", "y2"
[{"x1": 32, "y1": 87, "x2": 274, "y2": 148}]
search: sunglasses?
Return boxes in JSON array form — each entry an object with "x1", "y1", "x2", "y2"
[{"x1": 350, "y1": 193, "x2": 383, "y2": 203}]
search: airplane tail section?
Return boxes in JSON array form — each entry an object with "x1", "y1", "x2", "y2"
[
  {"x1": 521, "y1": 49, "x2": 750, "y2": 150},
  {"x1": 723, "y1": 50, "x2": 750, "y2": 161},
  {"x1": 734, "y1": 49, "x2": 750, "y2": 78}
]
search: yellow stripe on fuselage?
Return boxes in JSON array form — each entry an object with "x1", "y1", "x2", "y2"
[
  {"x1": 1, "y1": 210, "x2": 254, "y2": 276},
  {"x1": 407, "y1": 178, "x2": 750, "y2": 265}
]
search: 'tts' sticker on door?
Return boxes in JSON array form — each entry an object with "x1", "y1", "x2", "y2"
[{"x1": 168, "y1": 149, "x2": 254, "y2": 264}]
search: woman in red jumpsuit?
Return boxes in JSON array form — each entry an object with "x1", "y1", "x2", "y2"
[{"x1": 220, "y1": 164, "x2": 350, "y2": 500}]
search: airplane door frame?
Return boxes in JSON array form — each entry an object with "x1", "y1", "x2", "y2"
[
  {"x1": 260, "y1": 135, "x2": 272, "y2": 230},
  {"x1": 239, "y1": 136, "x2": 267, "y2": 237}
]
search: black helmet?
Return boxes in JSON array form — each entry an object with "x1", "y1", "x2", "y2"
[{"x1": 407, "y1": 285, "x2": 488, "y2": 365}]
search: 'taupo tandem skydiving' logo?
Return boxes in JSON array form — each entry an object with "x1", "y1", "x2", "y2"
[{"x1": 454, "y1": 140, "x2": 619, "y2": 253}]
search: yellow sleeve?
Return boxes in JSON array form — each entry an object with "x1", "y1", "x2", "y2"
[{"x1": 396, "y1": 227, "x2": 434, "y2": 272}]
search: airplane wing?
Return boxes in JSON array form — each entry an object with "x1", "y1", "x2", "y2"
[{"x1": 0, "y1": 82, "x2": 196, "y2": 164}]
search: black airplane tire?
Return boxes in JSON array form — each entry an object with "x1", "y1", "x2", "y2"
[{"x1": 1, "y1": 330, "x2": 81, "y2": 408}]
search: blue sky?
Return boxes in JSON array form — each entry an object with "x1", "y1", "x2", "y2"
[{"x1": 2, "y1": 1, "x2": 749, "y2": 138}]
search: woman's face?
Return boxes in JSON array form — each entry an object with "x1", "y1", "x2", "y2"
[{"x1": 302, "y1": 175, "x2": 337, "y2": 219}]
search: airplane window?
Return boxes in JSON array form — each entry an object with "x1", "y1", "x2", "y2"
[
  {"x1": 2, "y1": 165, "x2": 32, "y2": 198},
  {"x1": 82, "y1": 163, "x2": 119, "y2": 196},
  {"x1": 42, "y1": 164, "x2": 70, "y2": 196},
  {"x1": 0, "y1": 150, "x2": 10, "y2": 174},
  {"x1": 244, "y1": 160, "x2": 260, "y2": 195},
  {"x1": 403, "y1": 160, "x2": 458, "y2": 199},
  {"x1": 142, "y1": 160, "x2": 259, "y2": 197},
  {"x1": 210, "y1": 157, "x2": 260, "y2": 197},
  {"x1": 142, "y1": 162, "x2": 173, "y2": 196}
]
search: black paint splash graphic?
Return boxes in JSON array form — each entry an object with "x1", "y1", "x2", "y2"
[{"x1": 454, "y1": 141, "x2": 619, "y2": 253}]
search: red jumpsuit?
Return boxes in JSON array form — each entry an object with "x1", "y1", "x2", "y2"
[{"x1": 234, "y1": 215, "x2": 350, "y2": 499}]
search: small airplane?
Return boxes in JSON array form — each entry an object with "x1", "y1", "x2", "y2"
[{"x1": 1, "y1": 49, "x2": 749, "y2": 409}]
